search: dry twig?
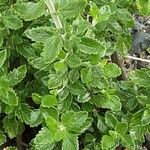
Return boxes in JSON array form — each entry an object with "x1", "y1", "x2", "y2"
[{"x1": 126, "y1": 55, "x2": 150, "y2": 63}]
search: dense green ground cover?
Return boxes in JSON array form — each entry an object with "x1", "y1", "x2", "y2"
[{"x1": 0, "y1": 0, "x2": 150, "y2": 149}]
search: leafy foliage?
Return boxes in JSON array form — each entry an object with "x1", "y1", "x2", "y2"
[
  {"x1": 0, "y1": 0, "x2": 149, "y2": 149},
  {"x1": 136, "y1": 0, "x2": 150, "y2": 16}
]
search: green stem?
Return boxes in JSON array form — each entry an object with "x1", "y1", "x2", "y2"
[{"x1": 45, "y1": 0, "x2": 63, "y2": 29}]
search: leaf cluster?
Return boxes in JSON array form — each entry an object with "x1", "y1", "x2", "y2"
[{"x1": 0, "y1": 0, "x2": 149, "y2": 150}]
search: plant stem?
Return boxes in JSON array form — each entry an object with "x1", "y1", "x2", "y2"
[
  {"x1": 126, "y1": 55, "x2": 150, "y2": 63},
  {"x1": 45, "y1": 0, "x2": 63, "y2": 29}
]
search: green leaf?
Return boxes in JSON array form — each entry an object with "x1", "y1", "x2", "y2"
[
  {"x1": 48, "y1": 73, "x2": 63, "y2": 89},
  {"x1": 66, "y1": 54, "x2": 82, "y2": 68},
  {"x1": 0, "y1": 130, "x2": 6, "y2": 146},
  {"x1": 58, "y1": 87, "x2": 69, "y2": 101},
  {"x1": 72, "y1": 17, "x2": 89, "y2": 35},
  {"x1": 77, "y1": 92, "x2": 91, "y2": 103},
  {"x1": 120, "y1": 134, "x2": 135, "y2": 149},
  {"x1": 62, "y1": 135, "x2": 79, "y2": 150},
  {"x1": 0, "y1": 28, "x2": 3, "y2": 47},
  {"x1": 105, "y1": 112, "x2": 118, "y2": 128},
  {"x1": 42, "y1": 35, "x2": 63, "y2": 63},
  {"x1": 25, "y1": 27, "x2": 53, "y2": 43},
  {"x1": 69, "y1": 82, "x2": 86, "y2": 96},
  {"x1": 142, "y1": 107, "x2": 150, "y2": 125},
  {"x1": 11, "y1": 1, "x2": 45, "y2": 21},
  {"x1": 0, "y1": 77, "x2": 9, "y2": 98},
  {"x1": 91, "y1": 78, "x2": 104, "y2": 89},
  {"x1": 41, "y1": 107, "x2": 59, "y2": 121},
  {"x1": 82, "y1": 102, "x2": 94, "y2": 112},
  {"x1": 0, "y1": 50, "x2": 7, "y2": 67},
  {"x1": 2, "y1": 89, "x2": 18, "y2": 106},
  {"x1": 130, "y1": 125, "x2": 147, "y2": 141},
  {"x1": 97, "y1": 116, "x2": 107, "y2": 133},
  {"x1": 130, "y1": 110, "x2": 143, "y2": 127},
  {"x1": 45, "y1": 116, "x2": 66, "y2": 141},
  {"x1": 109, "y1": 21, "x2": 122, "y2": 33},
  {"x1": 8, "y1": 65, "x2": 27, "y2": 86},
  {"x1": 45, "y1": 116, "x2": 59, "y2": 133},
  {"x1": 78, "y1": 37, "x2": 105, "y2": 55},
  {"x1": 15, "y1": 103, "x2": 32, "y2": 124},
  {"x1": 115, "y1": 122, "x2": 128, "y2": 134},
  {"x1": 4, "y1": 105, "x2": 15, "y2": 115},
  {"x1": 59, "y1": 0, "x2": 86, "y2": 18},
  {"x1": 108, "y1": 95, "x2": 122, "y2": 112},
  {"x1": 103, "y1": 63, "x2": 121, "y2": 78},
  {"x1": 85, "y1": 133, "x2": 96, "y2": 143},
  {"x1": 90, "y1": 1, "x2": 99, "y2": 19},
  {"x1": 32, "y1": 93, "x2": 42, "y2": 104},
  {"x1": 3, "y1": 116, "x2": 21, "y2": 139},
  {"x1": 116, "y1": 9, "x2": 133, "y2": 26},
  {"x1": 101, "y1": 135, "x2": 116, "y2": 150},
  {"x1": 68, "y1": 69, "x2": 79, "y2": 84},
  {"x1": 16, "y1": 44, "x2": 36, "y2": 60},
  {"x1": 99, "y1": 5, "x2": 114, "y2": 21},
  {"x1": 81, "y1": 68, "x2": 93, "y2": 83},
  {"x1": 92, "y1": 94, "x2": 121, "y2": 112},
  {"x1": 115, "y1": 36, "x2": 131, "y2": 54},
  {"x1": 29, "y1": 109, "x2": 43, "y2": 127},
  {"x1": 136, "y1": 0, "x2": 150, "y2": 16},
  {"x1": 136, "y1": 95, "x2": 149, "y2": 106},
  {"x1": 2, "y1": 9, "x2": 23, "y2": 30},
  {"x1": 54, "y1": 61, "x2": 68, "y2": 75},
  {"x1": 61, "y1": 94, "x2": 73, "y2": 112},
  {"x1": 41, "y1": 94, "x2": 57, "y2": 108},
  {"x1": 33, "y1": 127, "x2": 54, "y2": 150},
  {"x1": 31, "y1": 57, "x2": 45, "y2": 69},
  {"x1": 62, "y1": 111, "x2": 92, "y2": 134},
  {"x1": 130, "y1": 69, "x2": 150, "y2": 87}
]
